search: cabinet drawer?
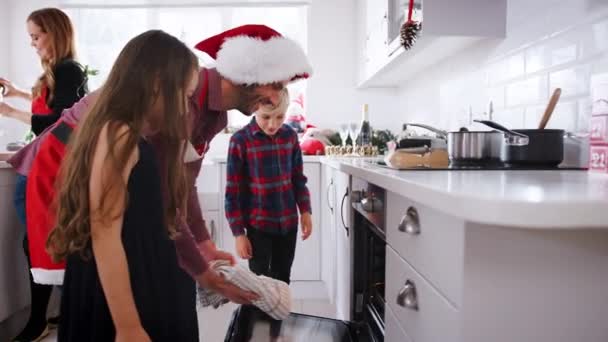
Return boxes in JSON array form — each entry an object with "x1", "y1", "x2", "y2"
[
  {"x1": 385, "y1": 303, "x2": 413, "y2": 342},
  {"x1": 386, "y1": 246, "x2": 460, "y2": 342},
  {"x1": 386, "y1": 191, "x2": 464, "y2": 306}
]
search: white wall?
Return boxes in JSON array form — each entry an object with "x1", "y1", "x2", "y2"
[{"x1": 396, "y1": 0, "x2": 608, "y2": 135}]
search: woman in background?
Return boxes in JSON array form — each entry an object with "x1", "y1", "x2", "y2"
[{"x1": 0, "y1": 8, "x2": 87, "y2": 341}]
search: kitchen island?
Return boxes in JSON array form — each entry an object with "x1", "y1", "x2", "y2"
[
  {"x1": 321, "y1": 157, "x2": 608, "y2": 342},
  {"x1": 0, "y1": 156, "x2": 30, "y2": 336}
]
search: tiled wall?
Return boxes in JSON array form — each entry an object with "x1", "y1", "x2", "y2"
[{"x1": 397, "y1": 0, "x2": 608, "y2": 135}]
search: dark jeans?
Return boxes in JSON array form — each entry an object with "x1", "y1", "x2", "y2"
[
  {"x1": 14, "y1": 174, "x2": 27, "y2": 227},
  {"x1": 247, "y1": 228, "x2": 298, "y2": 284}
]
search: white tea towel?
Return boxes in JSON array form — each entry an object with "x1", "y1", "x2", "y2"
[{"x1": 197, "y1": 261, "x2": 292, "y2": 320}]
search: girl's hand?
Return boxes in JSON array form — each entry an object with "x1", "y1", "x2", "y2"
[{"x1": 235, "y1": 235, "x2": 253, "y2": 259}]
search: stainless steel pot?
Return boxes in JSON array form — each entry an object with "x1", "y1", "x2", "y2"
[{"x1": 405, "y1": 123, "x2": 503, "y2": 163}]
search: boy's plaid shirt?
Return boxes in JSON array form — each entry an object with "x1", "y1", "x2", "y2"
[{"x1": 225, "y1": 119, "x2": 311, "y2": 236}]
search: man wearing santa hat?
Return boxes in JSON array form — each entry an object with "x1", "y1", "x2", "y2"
[{"x1": 9, "y1": 24, "x2": 313, "y2": 306}]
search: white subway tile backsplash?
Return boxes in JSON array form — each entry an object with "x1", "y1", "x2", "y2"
[
  {"x1": 549, "y1": 65, "x2": 591, "y2": 98},
  {"x1": 492, "y1": 108, "x2": 525, "y2": 128},
  {"x1": 486, "y1": 53, "x2": 525, "y2": 84},
  {"x1": 548, "y1": 102, "x2": 579, "y2": 131},
  {"x1": 578, "y1": 98, "x2": 592, "y2": 132},
  {"x1": 592, "y1": 19, "x2": 608, "y2": 54},
  {"x1": 397, "y1": 1, "x2": 606, "y2": 136},
  {"x1": 524, "y1": 106, "x2": 545, "y2": 129},
  {"x1": 525, "y1": 45, "x2": 547, "y2": 74},
  {"x1": 506, "y1": 76, "x2": 548, "y2": 106},
  {"x1": 487, "y1": 87, "x2": 506, "y2": 109}
]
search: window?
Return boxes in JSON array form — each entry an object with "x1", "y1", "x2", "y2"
[{"x1": 63, "y1": 4, "x2": 308, "y2": 128}]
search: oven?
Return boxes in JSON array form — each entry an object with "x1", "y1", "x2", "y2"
[{"x1": 351, "y1": 177, "x2": 387, "y2": 342}]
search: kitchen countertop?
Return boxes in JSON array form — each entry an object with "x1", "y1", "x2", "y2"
[
  {"x1": 321, "y1": 157, "x2": 608, "y2": 229},
  {"x1": 213, "y1": 155, "x2": 324, "y2": 163},
  {"x1": 0, "y1": 152, "x2": 14, "y2": 169}
]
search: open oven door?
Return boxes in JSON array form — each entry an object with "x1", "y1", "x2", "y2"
[{"x1": 224, "y1": 305, "x2": 372, "y2": 342}]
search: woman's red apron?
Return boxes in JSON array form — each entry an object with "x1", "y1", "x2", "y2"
[
  {"x1": 27, "y1": 121, "x2": 74, "y2": 284},
  {"x1": 31, "y1": 86, "x2": 53, "y2": 115}
]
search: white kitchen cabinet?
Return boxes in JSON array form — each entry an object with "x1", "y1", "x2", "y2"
[
  {"x1": 0, "y1": 167, "x2": 29, "y2": 324},
  {"x1": 217, "y1": 162, "x2": 322, "y2": 282},
  {"x1": 290, "y1": 163, "x2": 321, "y2": 281},
  {"x1": 203, "y1": 210, "x2": 220, "y2": 246},
  {"x1": 357, "y1": 0, "x2": 507, "y2": 87},
  {"x1": 334, "y1": 170, "x2": 352, "y2": 321},
  {"x1": 320, "y1": 164, "x2": 337, "y2": 305}
]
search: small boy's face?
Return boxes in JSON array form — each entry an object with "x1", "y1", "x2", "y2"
[{"x1": 256, "y1": 110, "x2": 286, "y2": 136}]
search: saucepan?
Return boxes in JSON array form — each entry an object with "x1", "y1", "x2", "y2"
[
  {"x1": 474, "y1": 88, "x2": 566, "y2": 166},
  {"x1": 475, "y1": 120, "x2": 564, "y2": 166},
  {"x1": 403, "y1": 123, "x2": 514, "y2": 164}
]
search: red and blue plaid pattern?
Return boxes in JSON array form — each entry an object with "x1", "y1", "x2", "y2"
[{"x1": 225, "y1": 118, "x2": 311, "y2": 236}]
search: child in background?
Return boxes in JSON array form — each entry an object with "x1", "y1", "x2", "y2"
[
  {"x1": 226, "y1": 88, "x2": 313, "y2": 278},
  {"x1": 225, "y1": 88, "x2": 313, "y2": 338},
  {"x1": 47, "y1": 30, "x2": 200, "y2": 341}
]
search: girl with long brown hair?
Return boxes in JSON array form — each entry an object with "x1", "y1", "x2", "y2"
[
  {"x1": 1, "y1": 7, "x2": 88, "y2": 342},
  {"x1": 46, "y1": 30, "x2": 199, "y2": 341}
]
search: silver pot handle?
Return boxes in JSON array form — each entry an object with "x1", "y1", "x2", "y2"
[
  {"x1": 397, "y1": 280, "x2": 419, "y2": 310},
  {"x1": 474, "y1": 120, "x2": 529, "y2": 146},
  {"x1": 403, "y1": 123, "x2": 448, "y2": 140}
]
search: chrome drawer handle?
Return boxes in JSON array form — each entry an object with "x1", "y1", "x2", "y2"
[
  {"x1": 396, "y1": 280, "x2": 418, "y2": 311},
  {"x1": 398, "y1": 207, "x2": 420, "y2": 235}
]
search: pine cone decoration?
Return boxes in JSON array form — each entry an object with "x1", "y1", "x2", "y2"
[{"x1": 400, "y1": 20, "x2": 421, "y2": 50}]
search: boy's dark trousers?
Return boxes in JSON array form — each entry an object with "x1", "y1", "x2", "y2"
[
  {"x1": 247, "y1": 228, "x2": 298, "y2": 284},
  {"x1": 239, "y1": 228, "x2": 298, "y2": 339}
]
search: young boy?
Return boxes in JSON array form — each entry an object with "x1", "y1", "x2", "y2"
[{"x1": 225, "y1": 88, "x2": 313, "y2": 286}]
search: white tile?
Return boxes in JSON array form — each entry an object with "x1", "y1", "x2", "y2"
[
  {"x1": 492, "y1": 108, "x2": 525, "y2": 128},
  {"x1": 486, "y1": 53, "x2": 525, "y2": 84},
  {"x1": 578, "y1": 99, "x2": 593, "y2": 132},
  {"x1": 506, "y1": 76, "x2": 548, "y2": 107},
  {"x1": 549, "y1": 65, "x2": 591, "y2": 98},
  {"x1": 591, "y1": 19, "x2": 608, "y2": 55},
  {"x1": 525, "y1": 30, "x2": 581, "y2": 74},
  {"x1": 524, "y1": 106, "x2": 545, "y2": 129},
  {"x1": 548, "y1": 102, "x2": 579, "y2": 131},
  {"x1": 487, "y1": 86, "x2": 506, "y2": 109}
]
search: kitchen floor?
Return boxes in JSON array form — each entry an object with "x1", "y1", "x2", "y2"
[{"x1": 34, "y1": 299, "x2": 335, "y2": 341}]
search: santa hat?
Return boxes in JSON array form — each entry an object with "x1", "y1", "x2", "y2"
[{"x1": 195, "y1": 25, "x2": 313, "y2": 85}]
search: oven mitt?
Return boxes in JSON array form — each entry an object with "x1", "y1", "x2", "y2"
[{"x1": 197, "y1": 260, "x2": 292, "y2": 320}]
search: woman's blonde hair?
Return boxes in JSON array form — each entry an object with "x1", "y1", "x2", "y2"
[
  {"x1": 28, "y1": 8, "x2": 78, "y2": 103},
  {"x1": 256, "y1": 88, "x2": 290, "y2": 116},
  {"x1": 47, "y1": 30, "x2": 198, "y2": 261}
]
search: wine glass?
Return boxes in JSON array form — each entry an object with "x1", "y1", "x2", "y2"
[
  {"x1": 338, "y1": 123, "x2": 350, "y2": 148},
  {"x1": 349, "y1": 122, "x2": 361, "y2": 156}
]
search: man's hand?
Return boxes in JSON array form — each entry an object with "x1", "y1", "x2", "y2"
[
  {"x1": 199, "y1": 239, "x2": 236, "y2": 265},
  {"x1": 196, "y1": 269, "x2": 258, "y2": 305},
  {"x1": 301, "y1": 212, "x2": 312, "y2": 240}
]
